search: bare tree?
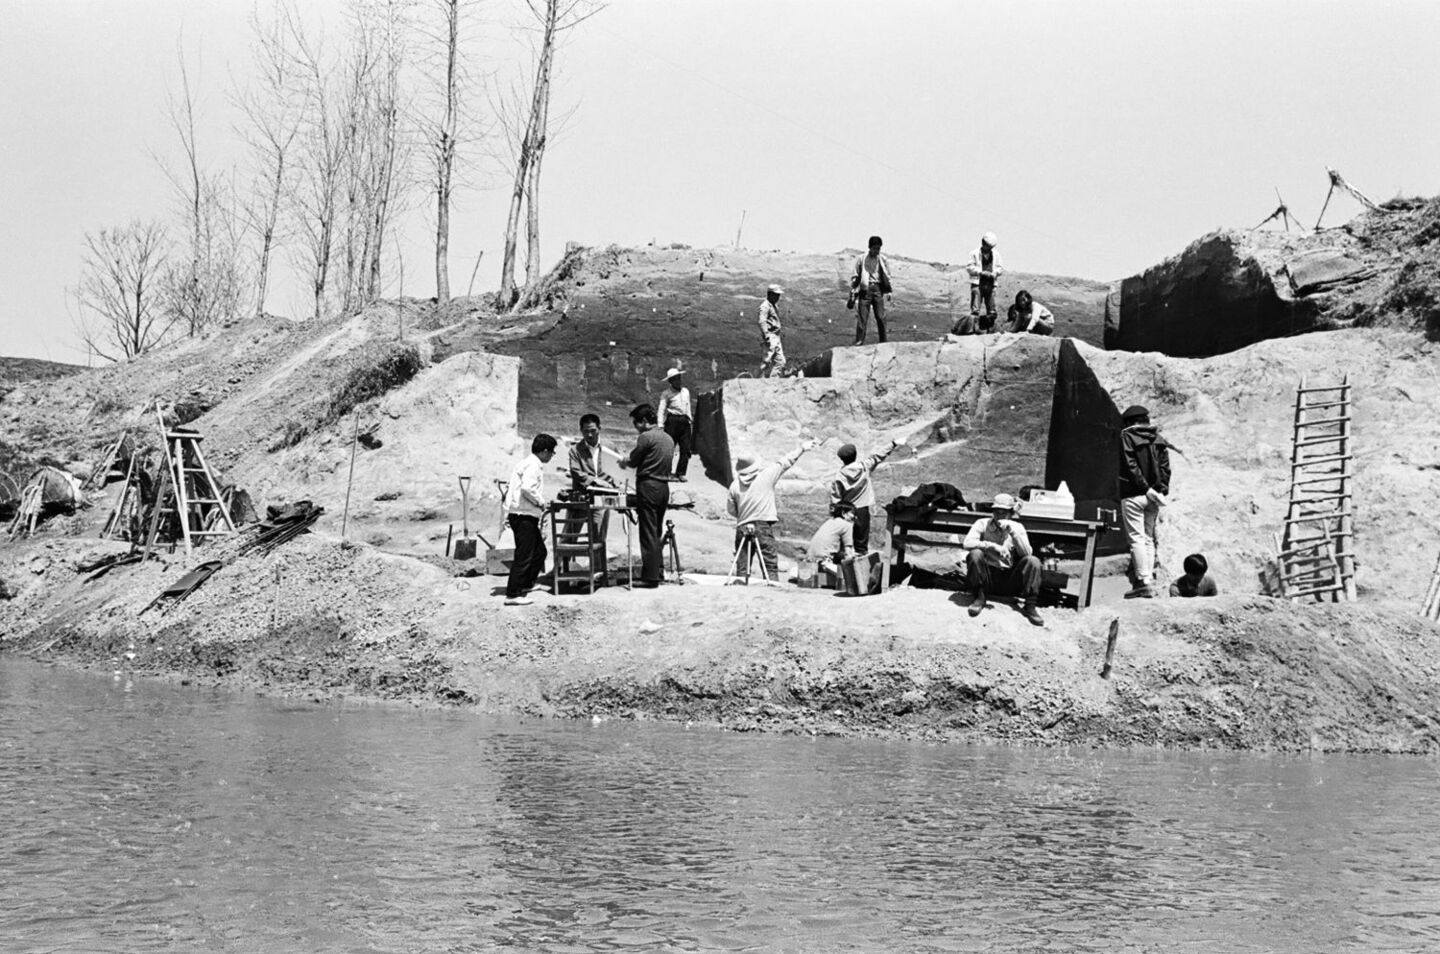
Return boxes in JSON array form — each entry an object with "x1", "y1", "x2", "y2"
[
  {"x1": 288, "y1": 14, "x2": 348, "y2": 319},
  {"x1": 236, "y1": 1, "x2": 304, "y2": 319},
  {"x1": 159, "y1": 45, "x2": 250, "y2": 335},
  {"x1": 72, "y1": 221, "x2": 173, "y2": 362},
  {"x1": 496, "y1": 0, "x2": 602, "y2": 310}
]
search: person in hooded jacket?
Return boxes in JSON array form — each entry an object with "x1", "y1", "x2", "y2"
[
  {"x1": 829, "y1": 438, "x2": 902, "y2": 552},
  {"x1": 1117, "y1": 404, "x2": 1173, "y2": 598},
  {"x1": 727, "y1": 438, "x2": 818, "y2": 580}
]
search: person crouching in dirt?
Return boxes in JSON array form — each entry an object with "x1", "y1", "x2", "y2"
[
  {"x1": 617, "y1": 403, "x2": 675, "y2": 588},
  {"x1": 657, "y1": 368, "x2": 693, "y2": 481},
  {"x1": 1007, "y1": 290, "x2": 1054, "y2": 336},
  {"x1": 1118, "y1": 404, "x2": 1173, "y2": 599},
  {"x1": 963, "y1": 493, "x2": 1044, "y2": 626},
  {"x1": 758, "y1": 284, "x2": 788, "y2": 378},
  {"x1": 727, "y1": 438, "x2": 818, "y2": 580},
  {"x1": 505, "y1": 433, "x2": 558, "y2": 606},
  {"x1": 830, "y1": 439, "x2": 902, "y2": 552},
  {"x1": 850, "y1": 235, "x2": 893, "y2": 344},
  {"x1": 1170, "y1": 553, "x2": 1218, "y2": 598},
  {"x1": 807, "y1": 502, "x2": 857, "y2": 570}
]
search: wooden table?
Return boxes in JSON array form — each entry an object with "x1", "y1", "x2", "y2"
[{"x1": 880, "y1": 509, "x2": 1106, "y2": 608}]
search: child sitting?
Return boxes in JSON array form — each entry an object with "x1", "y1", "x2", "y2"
[{"x1": 1170, "y1": 553, "x2": 1219, "y2": 597}]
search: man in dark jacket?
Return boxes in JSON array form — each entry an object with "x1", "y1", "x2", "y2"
[
  {"x1": 1117, "y1": 404, "x2": 1172, "y2": 598},
  {"x1": 618, "y1": 403, "x2": 675, "y2": 588}
]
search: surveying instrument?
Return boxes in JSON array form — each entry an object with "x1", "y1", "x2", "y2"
[{"x1": 724, "y1": 522, "x2": 771, "y2": 585}]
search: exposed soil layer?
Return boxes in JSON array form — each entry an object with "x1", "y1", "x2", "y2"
[{"x1": 4, "y1": 533, "x2": 1439, "y2": 753}]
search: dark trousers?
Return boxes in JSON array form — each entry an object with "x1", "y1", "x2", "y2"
[
  {"x1": 854, "y1": 291, "x2": 887, "y2": 344},
  {"x1": 635, "y1": 479, "x2": 669, "y2": 584},
  {"x1": 733, "y1": 521, "x2": 780, "y2": 579},
  {"x1": 970, "y1": 279, "x2": 997, "y2": 320},
  {"x1": 506, "y1": 513, "x2": 547, "y2": 598},
  {"x1": 853, "y1": 506, "x2": 872, "y2": 552},
  {"x1": 664, "y1": 416, "x2": 693, "y2": 478},
  {"x1": 966, "y1": 549, "x2": 1042, "y2": 601}
]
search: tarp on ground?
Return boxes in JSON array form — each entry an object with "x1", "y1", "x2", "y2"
[{"x1": 27, "y1": 466, "x2": 84, "y2": 508}]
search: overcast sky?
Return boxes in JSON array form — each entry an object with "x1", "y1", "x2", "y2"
[{"x1": 3, "y1": 0, "x2": 1438, "y2": 363}]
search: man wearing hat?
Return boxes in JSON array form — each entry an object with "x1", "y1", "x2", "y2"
[
  {"x1": 962, "y1": 493, "x2": 1044, "y2": 626},
  {"x1": 966, "y1": 232, "x2": 1004, "y2": 331},
  {"x1": 657, "y1": 367, "x2": 693, "y2": 481},
  {"x1": 758, "y1": 284, "x2": 787, "y2": 378},
  {"x1": 727, "y1": 438, "x2": 818, "y2": 580},
  {"x1": 850, "y1": 235, "x2": 893, "y2": 345},
  {"x1": 830, "y1": 438, "x2": 902, "y2": 552},
  {"x1": 1117, "y1": 404, "x2": 1173, "y2": 599}
]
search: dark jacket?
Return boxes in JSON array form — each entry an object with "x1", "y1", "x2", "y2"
[{"x1": 1118, "y1": 424, "x2": 1172, "y2": 498}]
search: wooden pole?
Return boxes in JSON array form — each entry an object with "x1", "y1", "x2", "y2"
[
  {"x1": 341, "y1": 411, "x2": 360, "y2": 540},
  {"x1": 1100, "y1": 619, "x2": 1120, "y2": 679}
]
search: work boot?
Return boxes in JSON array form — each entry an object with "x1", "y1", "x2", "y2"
[
  {"x1": 1123, "y1": 585, "x2": 1155, "y2": 600},
  {"x1": 968, "y1": 590, "x2": 987, "y2": 617},
  {"x1": 1022, "y1": 600, "x2": 1044, "y2": 627}
]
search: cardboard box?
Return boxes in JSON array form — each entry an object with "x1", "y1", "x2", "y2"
[{"x1": 1021, "y1": 489, "x2": 1075, "y2": 521}]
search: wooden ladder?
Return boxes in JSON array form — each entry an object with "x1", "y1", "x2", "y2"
[
  {"x1": 1278, "y1": 375, "x2": 1356, "y2": 601},
  {"x1": 141, "y1": 404, "x2": 236, "y2": 559}
]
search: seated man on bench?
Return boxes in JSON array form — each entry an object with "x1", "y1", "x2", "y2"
[
  {"x1": 963, "y1": 493, "x2": 1044, "y2": 627},
  {"x1": 806, "y1": 503, "x2": 857, "y2": 587}
]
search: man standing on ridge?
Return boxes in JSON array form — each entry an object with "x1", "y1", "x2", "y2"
[
  {"x1": 850, "y1": 235, "x2": 893, "y2": 345},
  {"x1": 618, "y1": 403, "x2": 675, "y2": 588},
  {"x1": 1117, "y1": 404, "x2": 1173, "y2": 599},
  {"x1": 657, "y1": 367, "x2": 693, "y2": 482},
  {"x1": 758, "y1": 285, "x2": 787, "y2": 378},
  {"x1": 727, "y1": 438, "x2": 818, "y2": 580},
  {"x1": 966, "y1": 232, "x2": 1003, "y2": 331},
  {"x1": 830, "y1": 438, "x2": 902, "y2": 552},
  {"x1": 504, "y1": 433, "x2": 558, "y2": 606}
]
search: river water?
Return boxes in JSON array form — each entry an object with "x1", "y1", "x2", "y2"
[{"x1": 2, "y1": 658, "x2": 1438, "y2": 953}]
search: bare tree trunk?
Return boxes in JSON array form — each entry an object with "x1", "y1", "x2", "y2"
[
  {"x1": 433, "y1": 0, "x2": 458, "y2": 303},
  {"x1": 521, "y1": 29, "x2": 553, "y2": 295}
]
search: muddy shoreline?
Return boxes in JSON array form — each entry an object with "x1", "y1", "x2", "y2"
[{"x1": 5, "y1": 533, "x2": 1439, "y2": 755}]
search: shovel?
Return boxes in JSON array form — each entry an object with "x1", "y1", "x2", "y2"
[{"x1": 453, "y1": 476, "x2": 478, "y2": 560}]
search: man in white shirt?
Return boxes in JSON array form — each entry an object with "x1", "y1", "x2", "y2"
[
  {"x1": 962, "y1": 492, "x2": 1044, "y2": 626},
  {"x1": 850, "y1": 235, "x2": 892, "y2": 345},
  {"x1": 1007, "y1": 290, "x2": 1055, "y2": 336},
  {"x1": 657, "y1": 368, "x2": 694, "y2": 480},
  {"x1": 966, "y1": 232, "x2": 1004, "y2": 331},
  {"x1": 504, "y1": 433, "x2": 557, "y2": 606}
]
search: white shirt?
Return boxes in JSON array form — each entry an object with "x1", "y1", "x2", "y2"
[
  {"x1": 658, "y1": 386, "x2": 691, "y2": 422},
  {"x1": 507, "y1": 454, "x2": 547, "y2": 518}
]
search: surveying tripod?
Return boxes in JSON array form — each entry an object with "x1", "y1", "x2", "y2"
[
  {"x1": 724, "y1": 523, "x2": 771, "y2": 585},
  {"x1": 661, "y1": 519, "x2": 685, "y2": 584}
]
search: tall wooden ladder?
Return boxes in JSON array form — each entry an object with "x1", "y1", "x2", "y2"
[
  {"x1": 1279, "y1": 375, "x2": 1356, "y2": 601},
  {"x1": 143, "y1": 404, "x2": 236, "y2": 559}
]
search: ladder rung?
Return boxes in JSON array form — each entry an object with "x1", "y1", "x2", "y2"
[
  {"x1": 1295, "y1": 385, "x2": 1350, "y2": 394},
  {"x1": 1288, "y1": 587, "x2": 1347, "y2": 599},
  {"x1": 1293, "y1": 436, "x2": 1348, "y2": 448},
  {"x1": 1296, "y1": 400, "x2": 1350, "y2": 410},
  {"x1": 1293, "y1": 417, "x2": 1350, "y2": 429},
  {"x1": 1283, "y1": 570, "x2": 1338, "y2": 583},
  {"x1": 1285, "y1": 513, "x2": 1352, "y2": 524},
  {"x1": 1288, "y1": 493, "x2": 1350, "y2": 504},
  {"x1": 1294, "y1": 475, "x2": 1352, "y2": 487},
  {"x1": 1291, "y1": 454, "x2": 1353, "y2": 469}
]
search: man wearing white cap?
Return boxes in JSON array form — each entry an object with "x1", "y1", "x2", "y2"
[
  {"x1": 657, "y1": 367, "x2": 693, "y2": 481},
  {"x1": 966, "y1": 232, "x2": 1004, "y2": 331},
  {"x1": 961, "y1": 492, "x2": 1044, "y2": 626},
  {"x1": 759, "y1": 284, "x2": 787, "y2": 378}
]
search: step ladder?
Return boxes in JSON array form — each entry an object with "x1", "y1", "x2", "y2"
[
  {"x1": 141, "y1": 404, "x2": 236, "y2": 559},
  {"x1": 551, "y1": 501, "x2": 608, "y2": 593},
  {"x1": 1278, "y1": 375, "x2": 1356, "y2": 601}
]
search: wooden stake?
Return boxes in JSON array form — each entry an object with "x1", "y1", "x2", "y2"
[
  {"x1": 1100, "y1": 619, "x2": 1120, "y2": 679},
  {"x1": 341, "y1": 411, "x2": 360, "y2": 540}
]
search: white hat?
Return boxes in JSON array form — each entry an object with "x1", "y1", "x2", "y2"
[
  {"x1": 767, "y1": 284, "x2": 784, "y2": 296},
  {"x1": 665, "y1": 367, "x2": 682, "y2": 379},
  {"x1": 982, "y1": 231, "x2": 998, "y2": 247},
  {"x1": 992, "y1": 492, "x2": 1017, "y2": 512}
]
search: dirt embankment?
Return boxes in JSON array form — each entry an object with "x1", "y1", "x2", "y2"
[{"x1": 3, "y1": 531, "x2": 1440, "y2": 754}]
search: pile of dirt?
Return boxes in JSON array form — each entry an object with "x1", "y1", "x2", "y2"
[
  {"x1": 3, "y1": 532, "x2": 1438, "y2": 753},
  {"x1": 1111, "y1": 198, "x2": 1440, "y2": 356}
]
